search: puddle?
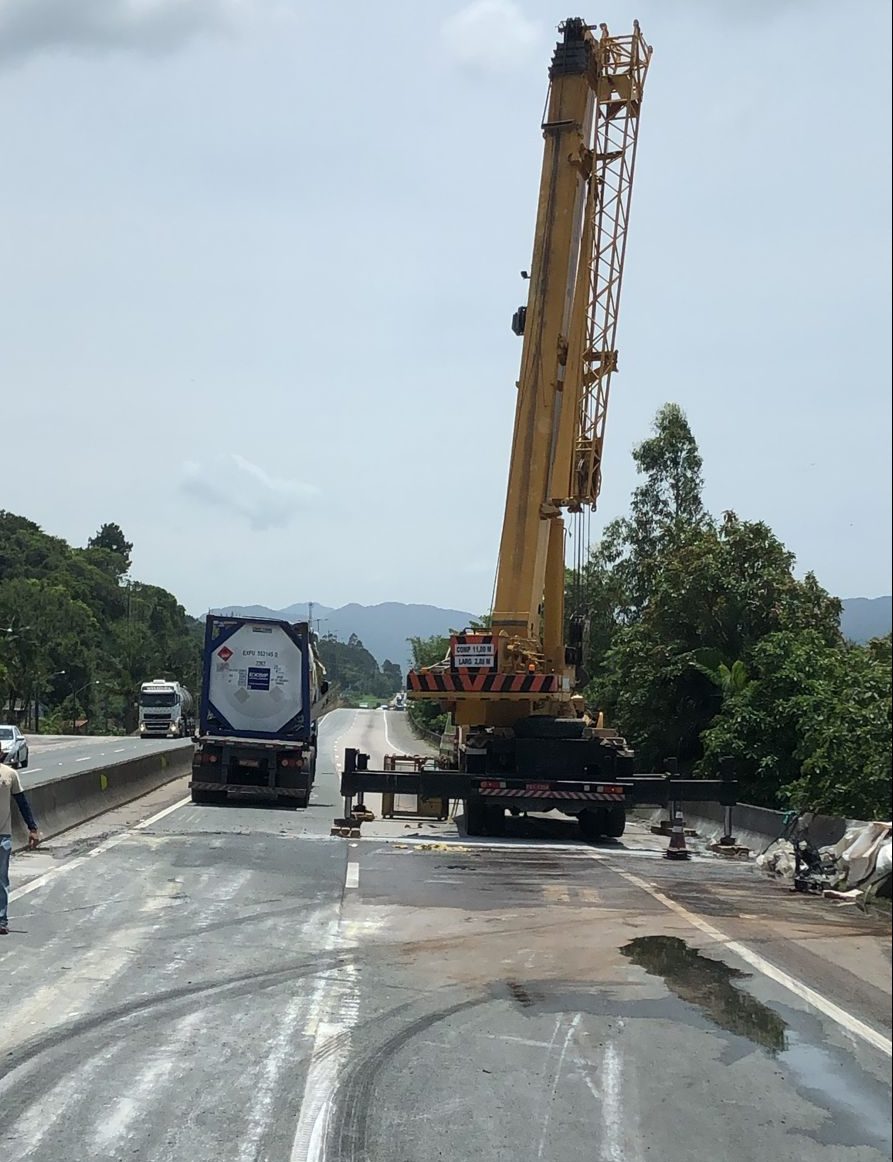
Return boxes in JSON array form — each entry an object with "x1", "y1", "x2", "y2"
[
  {"x1": 780, "y1": 1031, "x2": 892, "y2": 1151},
  {"x1": 620, "y1": 934, "x2": 787, "y2": 1053}
]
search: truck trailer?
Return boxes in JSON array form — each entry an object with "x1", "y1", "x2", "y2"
[{"x1": 190, "y1": 615, "x2": 328, "y2": 807}]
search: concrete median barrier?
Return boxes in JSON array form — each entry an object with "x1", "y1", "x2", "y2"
[
  {"x1": 635, "y1": 801, "x2": 868, "y2": 857},
  {"x1": 11, "y1": 745, "x2": 193, "y2": 851}
]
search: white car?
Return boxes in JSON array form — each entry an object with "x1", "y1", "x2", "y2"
[{"x1": 0, "y1": 724, "x2": 29, "y2": 768}]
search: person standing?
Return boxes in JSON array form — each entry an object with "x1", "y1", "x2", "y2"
[{"x1": 1, "y1": 744, "x2": 40, "y2": 936}]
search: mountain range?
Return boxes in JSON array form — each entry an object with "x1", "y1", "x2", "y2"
[
  {"x1": 211, "y1": 596, "x2": 891, "y2": 668},
  {"x1": 211, "y1": 602, "x2": 477, "y2": 669},
  {"x1": 839, "y1": 596, "x2": 892, "y2": 645}
]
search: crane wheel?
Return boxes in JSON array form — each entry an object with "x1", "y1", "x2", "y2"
[
  {"x1": 464, "y1": 799, "x2": 486, "y2": 836},
  {"x1": 483, "y1": 805, "x2": 506, "y2": 837}
]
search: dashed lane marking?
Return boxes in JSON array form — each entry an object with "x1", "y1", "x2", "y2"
[{"x1": 9, "y1": 797, "x2": 191, "y2": 905}]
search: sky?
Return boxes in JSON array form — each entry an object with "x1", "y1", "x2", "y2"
[{"x1": 1, "y1": 0, "x2": 890, "y2": 617}]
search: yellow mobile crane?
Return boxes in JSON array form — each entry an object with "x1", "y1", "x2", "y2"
[{"x1": 339, "y1": 19, "x2": 738, "y2": 839}]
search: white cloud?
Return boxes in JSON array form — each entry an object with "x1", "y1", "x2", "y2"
[
  {"x1": 180, "y1": 455, "x2": 320, "y2": 532},
  {"x1": 440, "y1": 0, "x2": 542, "y2": 75},
  {"x1": 0, "y1": 0, "x2": 244, "y2": 66}
]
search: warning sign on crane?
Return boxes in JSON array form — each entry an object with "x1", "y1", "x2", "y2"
[{"x1": 452, "y1": 634, "x2": 497, "y2": 671}]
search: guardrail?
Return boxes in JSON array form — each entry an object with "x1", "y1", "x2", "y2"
[
  {"x1": 11, "y1": 745, "x2": 193, "y2": 851},
  {"x1": 12, "y1": 702, "x2": 351, "y2": 851}
]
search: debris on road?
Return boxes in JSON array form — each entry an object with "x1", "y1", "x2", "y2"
[{"x1": 757, "y1": 821, "x2": 892, "y2": 906}]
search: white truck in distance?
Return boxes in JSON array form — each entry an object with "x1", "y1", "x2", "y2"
[{"x1": 138, "y1": 679, "x2": 194, "y2": 738}]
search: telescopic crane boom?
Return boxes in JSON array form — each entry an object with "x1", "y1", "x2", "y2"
[
  {"x1": 336, "y1": 18, "x2": 738, "y2": 836},
  {"x1": 339, "y1": 21, "x2": 738, "y2": 840},
  {"x1": 409, "y1": 18, "x2": 651, "y2": 731}
]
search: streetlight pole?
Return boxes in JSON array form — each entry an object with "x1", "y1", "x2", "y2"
[
  {"x1": 70, "y1": 679, "x2": 100, "y2": 734},
  {"x1": 34, "y1": 670, "x2": 66, "y2": 735},
  {"x1": 2, "y1": 625, "x2": 33, "y2": 722}
]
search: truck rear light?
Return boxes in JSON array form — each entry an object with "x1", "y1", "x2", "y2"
[
  {"x1": 599, "y1": 785, "x2": 623, "y2": 795},
  {"x1": 525, "y1": 783, "x2": 551, "y2": 792},
  {"x1": 479, "y1": 780, "x2": 505, "y2": 789},
  {"x1": 280, "y1": 757, "x2": 304, "y2": 769},
  {"x1": 200, "y1": 752, "x2": 220, "y2": 764}
]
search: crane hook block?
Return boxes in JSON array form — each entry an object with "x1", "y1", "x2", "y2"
[{"x1": 511, "y1": 305, "x2": 527, "y2": 336}]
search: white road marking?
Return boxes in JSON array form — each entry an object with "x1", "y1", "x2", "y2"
[
  {"x1": 290, "y1": 919, "x2": 364, "y2": 1162},
  {"x1": 25, "y1": 767, "x2": 42, "y2": 775},
  {"x1": 480, "y1": 1033, "x2": 554, "y2": 1049},
  {"x1": 609, "y1": 864, "x2": 893, "y2": 1058},
  {"x1": 9, "y1": 797, "x2": 191, "y2": 905},
  {"x1": 537, "y1": 1013, "x2": 581, "y2": 1159},
  {"x1": 114, "y1": 747, "x2": 127, "y2": 752},
  {"x1": 381, "y1": 708, "x2": 399, "y2": 756},
  {"x1": 345, "y1": 862, "x2": 359, "y2": 889},
  {"x1": 600, "y1": 1036, "x2": 633, "y2": 1162},
  {"x1": 0, "y1": 942, "x2": 137, "y2": 1055},
  {"x1": 238, "y1": 1002, "x2": 310, "y2": 1162},
  {"x1": 75, "y1": 756, "x2": 92, "y2": 762},
  {"x1": 91, "y1": 1012, "x2": 204, "y2": 1153}
]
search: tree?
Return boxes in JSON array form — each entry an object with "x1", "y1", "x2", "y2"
[
  {"x1": 315, "y1": 635, "x2": 401, "y2": 703},
  {"x1": 0, "y1": 576, "x2": 99, "y2": 718},
  {"x1": 602, "y1": 403, "x2": 711, "y2": 621},
  {"x1": 407, "y1": 635, "x2": 450, "y2": 669},
  {"x1": 700, "y1": 631, "x2": 891, "y2": 817},
  {"x1": 0, "y1": 511, "x2": 201, "y2": 733},
  {"x1": 87, "y1": 522, "x2": 133, "y2": 564},
  {"x1": 591, "y1": 515, "x2": 843, "y2": 772},
  {"x1": 85, "y1": 522, "x2": 133, "y2": 580},
  {"x1": 406, "y1": 635, "x2": 451, "y2": 736}
]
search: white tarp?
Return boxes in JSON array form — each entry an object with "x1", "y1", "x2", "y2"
[{"x1": 756, "y1": 821, "x2": 892, "y2": 906}]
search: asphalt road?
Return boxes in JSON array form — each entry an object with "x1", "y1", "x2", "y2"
[
  {"x1": 1, "y1": 709, "x2": 890, "y2": 1161},
  {"x1": 17, "y1": 734, "x2": 192, "y2": 789}
]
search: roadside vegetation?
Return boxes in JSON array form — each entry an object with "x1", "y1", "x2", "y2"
[
  {"x1": 0, "y1": 513, "x2": 202, "y2": 733},
  {"x1": 406, "y1": 635, "x2": 450, "y2": 740},
  {"x1": 403, "y1": 404, "x2": 890, "y2": 819},
  {"x1": 315, "y1": 633, "x2": 402, "y2": 707},
  {"x1": 573, "y1": 404, "x2": 891, "y2": 819},
  {"x1": 0, "y1": 512, "x2": 404, "y2": 732}
]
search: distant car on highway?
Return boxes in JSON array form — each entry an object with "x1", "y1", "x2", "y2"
[{"x1": 0, "y1": 724, "x2": 29, "y2": 768}]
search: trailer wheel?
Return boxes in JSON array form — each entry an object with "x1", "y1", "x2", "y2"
[
  {"x1": 464, "y1": 799, "x2": 486, "y2": 836},
  {"x1": 604, "y1": 805, "x2": 626, "y2": 838},
  {"x1": 578, "y1": 808, "x2": 604, "y2": 840}
]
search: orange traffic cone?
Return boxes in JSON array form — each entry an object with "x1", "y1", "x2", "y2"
[{"x1": 665, "y1": 810, "x2": 690, "y2": 860}]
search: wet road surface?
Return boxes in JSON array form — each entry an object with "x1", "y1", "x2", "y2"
[{"x1": 1, "y1": 709, "x2": 890, "y2": 1161}]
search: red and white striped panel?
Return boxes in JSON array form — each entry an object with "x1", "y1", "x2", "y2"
[{"x1": 477, "y1": 788, "x2": 624, "y2": 801}]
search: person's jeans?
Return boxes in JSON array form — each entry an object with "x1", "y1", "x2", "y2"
[{"x1": 1, "y1": 834, "x2": 12, "y2": 926}]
